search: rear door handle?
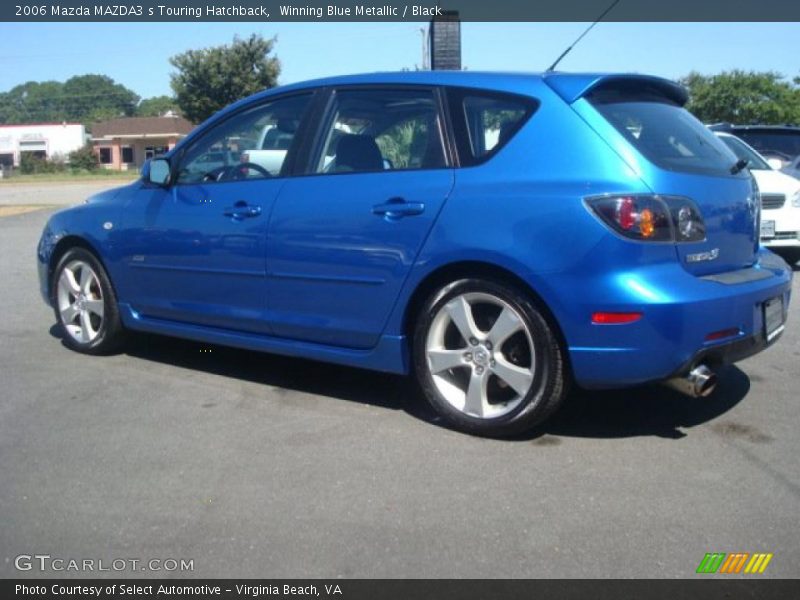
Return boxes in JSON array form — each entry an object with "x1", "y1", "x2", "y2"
[
  {"x1": 223, "y1": 201, "x2": 262, "y2": 220},
  {"x1": 372, "y1": 198, "x2": 425, "y2": 220}
]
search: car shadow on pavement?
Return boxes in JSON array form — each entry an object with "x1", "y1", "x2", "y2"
[
  {"x1": 49, "y1": 326, "x2": 751, "y2": 441},
  {"x1": 529, "y1": 364, "x2": 751, "y2": 441}
]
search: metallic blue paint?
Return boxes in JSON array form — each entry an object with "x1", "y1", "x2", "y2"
[{"x1": 37, "y1": 71, "x2": 793, "y2": 387}]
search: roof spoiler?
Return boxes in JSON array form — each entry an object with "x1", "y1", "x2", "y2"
[{"x1": 543, "y1": 73, "x2": 688, "y2": 106}]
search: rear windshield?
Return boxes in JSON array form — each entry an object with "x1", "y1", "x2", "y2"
[{"x1": 590, "y1": 93, "x2": 739, "y2": 177}]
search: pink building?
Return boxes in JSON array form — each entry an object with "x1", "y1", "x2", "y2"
[{"x1": 91, "y1": 116, "x2": 194, "y2": 170}]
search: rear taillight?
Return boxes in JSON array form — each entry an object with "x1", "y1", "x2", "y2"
[
  {"x1": 585, "y1": 195, "x2": 705, "y2": 243},
  {"x1": 670, "y1": 202, "x2": 706, "y2": 242}
]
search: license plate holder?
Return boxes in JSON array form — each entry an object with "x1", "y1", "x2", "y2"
[
  {"x1": 764, "y1": 296, "x2": 785, "y2": 343},
  {"x1": 760, "y1": 220, "x2": 776, "y2": 239}
]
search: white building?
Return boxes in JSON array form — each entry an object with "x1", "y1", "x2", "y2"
[{"x1": 0, "y1": 123, "x2": 87, "y2": 168}]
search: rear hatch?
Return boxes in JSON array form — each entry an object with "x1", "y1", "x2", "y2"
[{"x1": 553, "y1": 75, "x2": 759, "y2": 276}]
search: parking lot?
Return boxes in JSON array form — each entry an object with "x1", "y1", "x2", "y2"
[{"x1": 1, "y1": 183, "x2": 799, "y2": 578}]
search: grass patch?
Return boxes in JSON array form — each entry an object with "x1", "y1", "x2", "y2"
[
  {"x1": 0, "y1": 170, "x2": 139, "y2": 185},
  {"x1": 0, "y1": 205, "x2": 51, "y2": 217}
]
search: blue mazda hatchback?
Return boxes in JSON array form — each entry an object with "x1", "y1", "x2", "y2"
[{"x1": 37, "y1": 71, "x2": 793, "y2": 436}]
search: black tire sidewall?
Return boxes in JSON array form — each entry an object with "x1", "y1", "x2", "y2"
[
  {"x1": 412, "y1": 278, "x2": 566, "y2": 436},
  {"x1": 51, "y1": 248, "x2": 124, "y2": 355}
]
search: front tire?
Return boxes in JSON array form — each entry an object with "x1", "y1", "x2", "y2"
[
  {"x1": 412, "y1": 278, "x2": 568, "y2": 437},
  {"x1": 52, "y1": 247, "x2": 125, "y2": 354}
]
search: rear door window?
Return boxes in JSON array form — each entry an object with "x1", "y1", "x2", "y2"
[
  {"x1": 447, "y1": 88, "x2": 537, "y2": 166},
  {"x1": 589, "y1": 90, "x2": 738, "y2": 177},
  {"x1": 314, "y1": 88, "x2": 446, "y2": 174}
]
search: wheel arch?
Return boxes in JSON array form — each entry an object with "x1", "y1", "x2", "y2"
[
  {"x1": 47, "y1": 235, "x2": 108, "y2": 301},
  {"x1": 401, "y1": 260, "x2": 571, "y2": 373}
]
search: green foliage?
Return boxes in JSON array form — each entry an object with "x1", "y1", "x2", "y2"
[
  {"x1": 376, "y1": 121, "x2": 420, "y2": 168},
  {"x1": 0, "y1": 75, "x2": 139, "y2": 125},
  {"x1": 136, "y1": 95, "x2": 180, "y2": 117},
  {"x1": 19, "y1": 153, "x2": 66, "y2": 175},
  {"x1": 169, "y1": 34, "x2": 280, "y2": 124},
  {"x1": 68, "y1": 144, "x2": 99, "y2": 171},
  {"x1": 680, "y1": 70, "x2": 800, "y2": 125}
]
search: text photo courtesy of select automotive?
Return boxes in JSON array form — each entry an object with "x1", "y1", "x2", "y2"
[{"x1": 1, "y1": 8, "x2": 799, "y2": 583}]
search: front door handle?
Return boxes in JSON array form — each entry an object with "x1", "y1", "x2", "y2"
[
  {"x1": 223, "y1": 201, "x2": 261, "y2": 220},
  {"x1": 372, "y1": 197, "x2": 425, "y2": 220}
]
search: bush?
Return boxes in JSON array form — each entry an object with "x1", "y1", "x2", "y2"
[
  {"x1": 19, "y1": 153, "x2": 66, "y2": 174},
  {"x1": 68, "y1": 144, "x2": 99, "y2": 172}
]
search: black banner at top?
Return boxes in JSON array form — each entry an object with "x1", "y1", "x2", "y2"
[{"x1": 4, "y1": 0, "x2": 800, "y2": 22}]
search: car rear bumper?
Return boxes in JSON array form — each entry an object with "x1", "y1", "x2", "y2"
[{"x1": 564, "y1": 249, "x2": 793, "y2": 389}]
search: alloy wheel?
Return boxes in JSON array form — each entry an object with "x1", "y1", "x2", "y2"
[
  {"x1": 424, "y1": 292, "x2": 536, "y2": 419},
  {"x1": 56, "y1": 259, "x2": 105, "y2": 344}
]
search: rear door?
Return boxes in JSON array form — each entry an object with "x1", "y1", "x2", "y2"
[{"x1": 265, "y1": 86, "x2": 455, "y2": 348}]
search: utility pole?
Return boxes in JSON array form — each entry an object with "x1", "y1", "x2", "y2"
[{"x1": 419, "y1": 26, "x2": 428, "y2": 70}]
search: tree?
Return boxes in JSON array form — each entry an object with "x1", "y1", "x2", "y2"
[
  {"x1": 680, "y1": 70, "x2": 800, "y2": 125},
  {"x1": 169, "y1": 34, "x2": 280, "y2": 124},
  {"x1": 61, "y1": 74, "x2": 139, "y2": 122},
  {"x1": 136, "y1": 95, "x2": 180, "y2": 117},
  {"x1": 0, "y1": 81, "x2": 67, "y2": 124},
  {"x1": 68, "y1": 144, "x2": 99, "y2": 171},
  {"x1": 0, "y1": 75, "x2": 139, "y2": 125}
]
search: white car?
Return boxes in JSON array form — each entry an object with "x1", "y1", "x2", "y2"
[
  {"x1": 716, "y1": 132, "x2": 800, "y2": 265},
  {"x1": 240, "y1": 123, "x2": 294, "y2": 176}
]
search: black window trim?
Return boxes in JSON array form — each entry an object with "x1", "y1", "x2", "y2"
[
  {"x1": 444, "y1": 86, "x2": 540, "y2": 167},
  {"x1": 296, "y1": 83, "x2": 455, "y2": 178},
  {"x1": 169, "y1": 89, "x2": 319, "y2": 187}
]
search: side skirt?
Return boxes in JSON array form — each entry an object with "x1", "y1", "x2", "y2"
[{"x1": 118, "y1": 303, "x2": 409, "y2": 375}]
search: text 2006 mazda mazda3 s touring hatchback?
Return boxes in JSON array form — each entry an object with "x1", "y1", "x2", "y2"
[{"x1": 37, "y1": 72, "x2": 793, "y2": 436}]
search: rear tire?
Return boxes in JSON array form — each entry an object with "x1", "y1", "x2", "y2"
[
  {"x1": 51, "y1": 247, "x2": 125, "y2": 355},
  {"x1": 412, "y1": 278, "x2": 568, "y2": 437}
]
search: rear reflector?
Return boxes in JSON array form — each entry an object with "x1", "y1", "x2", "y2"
[
  {"x1": 704, "y1": 327, "x2": 741, "y2": 342},
  {"x1": 591, "y1": 312, "x2": 643, "y2": 325}
]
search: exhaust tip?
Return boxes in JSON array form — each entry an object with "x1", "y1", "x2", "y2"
[
  {"x1": 691, "y1": 364, "x2": 717, "y2": 397},
  {"x1": 664, "y1": 364, "x2": 717, "y2": 398}
]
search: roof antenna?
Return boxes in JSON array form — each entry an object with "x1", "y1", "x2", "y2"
[{"x1": 546, "y1": 0, "x2": 621, "y2": 72}]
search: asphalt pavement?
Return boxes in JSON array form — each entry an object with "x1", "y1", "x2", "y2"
[
  {"x1": 0, "y1": 179, "x2": 133, "y2": 207},
  {"x1": 1, "y1": 197, "x2": 798, "y2": 579}
]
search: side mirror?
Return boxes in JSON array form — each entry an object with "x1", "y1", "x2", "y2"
[
  {"x1": 140, "y1": 159, "x2": 151, "y2": 180},
  {"x1": 766, "y1": 158, "x2": 783, "y2": 171},
  {"x1": 148, "y1": 158, "x2": 171, "y2": 186}
]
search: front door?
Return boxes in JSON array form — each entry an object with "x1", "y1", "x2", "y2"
[
  {"x1": 266, "y1": 87, "x2": 455, "y2": 348},
  {"x1": 119, "y1": 92, "x2": 313, "y2": 333}
]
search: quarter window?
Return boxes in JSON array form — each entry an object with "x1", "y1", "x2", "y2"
[
  {"x1": 448, "y1": 89, "x2": 536, "y2": 165},
  {"x1": 176, "y1": 93, "x2": 312, "y2": 184},
  {"x1": 315, "y1": 88, "x2": 446, "y2": 174}
]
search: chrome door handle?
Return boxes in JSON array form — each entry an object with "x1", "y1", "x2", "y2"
[
  {"x1": 372, "y1": 198, "x2": 425, "y2": 220},
  {"x1": 224, "y1": 202, "x2": 261, "y2": 219}
]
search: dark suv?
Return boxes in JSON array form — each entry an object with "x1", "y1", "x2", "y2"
[{"x1": 709, "y1": 123, "x2": 800, "y2": 170}]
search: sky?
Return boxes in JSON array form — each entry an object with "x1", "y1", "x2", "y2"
[{"x1": 0, "y1": 22, "x2": 797, "y2": 99}]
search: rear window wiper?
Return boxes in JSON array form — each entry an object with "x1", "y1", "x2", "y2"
[{"x1": 730, "y1": 158, "x2": 749, "y2": 174}]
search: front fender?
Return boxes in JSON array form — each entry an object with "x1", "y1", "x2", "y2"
[{"x1": 36, "y1": 199, "x2": 125, "y2": 305}]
